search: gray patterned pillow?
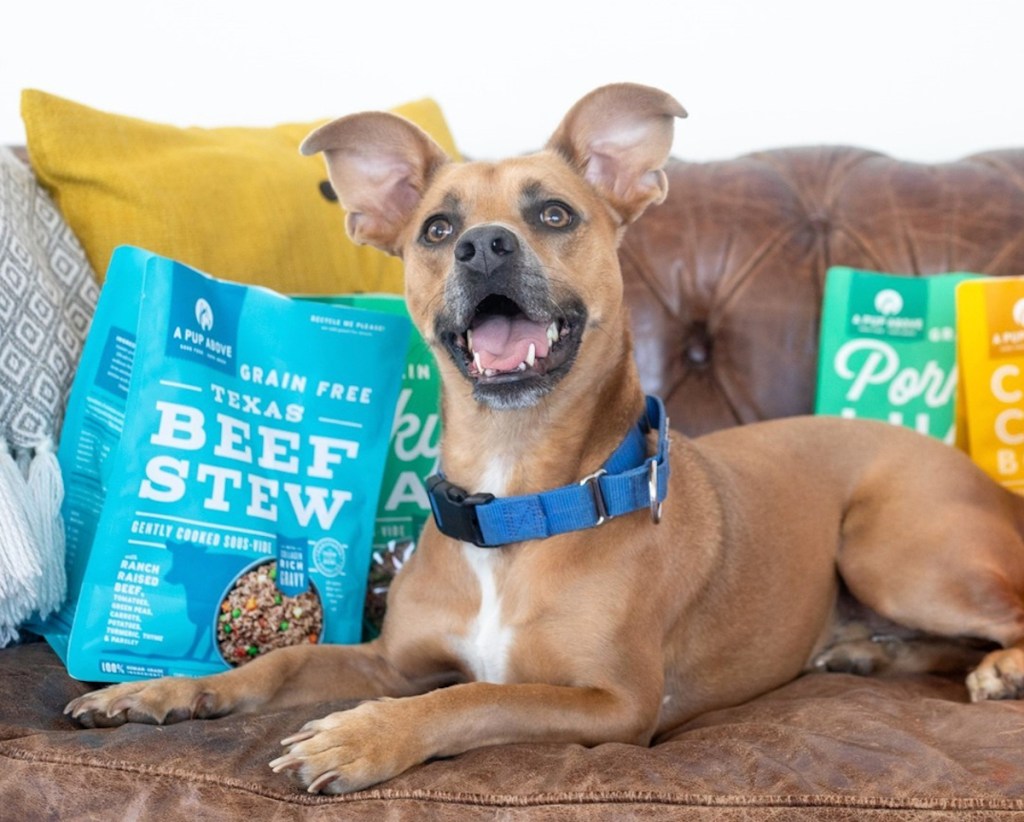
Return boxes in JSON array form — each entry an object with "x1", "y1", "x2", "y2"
[{"x1": 0, "y1": 147, "x2": 98, "y2": 645}]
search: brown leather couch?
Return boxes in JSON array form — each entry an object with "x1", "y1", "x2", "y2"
[{"x1": 3, "y1": 146, "x2": 1024, "y2": 819}]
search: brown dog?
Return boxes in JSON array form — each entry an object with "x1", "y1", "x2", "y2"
[{"x1": 66, "y1": 84, "x2": 1024, "y2": 794}]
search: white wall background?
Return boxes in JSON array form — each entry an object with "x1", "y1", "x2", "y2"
[{"x1": 2, "y1": 0, "x2": 1022, "y2": 163}]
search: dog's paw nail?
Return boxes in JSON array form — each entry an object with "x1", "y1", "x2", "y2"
[
  {"x1": 268, "y1": 754, "x2": 300, "y2": 773},
  {"x1": 307, "y1": 770, "x2": 341, "y2": 794},
  {"x1": 65, "y1": 696, "x2": 90, "y2": 716},
  {"x1": 281, "y1": 729, "x2": 316, "y2": 747},
  {"x1": 107, "y1": 696, "x2": 133, "y2": 715}
]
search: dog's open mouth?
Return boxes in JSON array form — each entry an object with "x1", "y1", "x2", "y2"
[
  {"x1": 461, "y1": 295, "x2": 570, "y2": 380},
  {"x1": 441, "y1": 293, "x2": 585, "y2": 406}
]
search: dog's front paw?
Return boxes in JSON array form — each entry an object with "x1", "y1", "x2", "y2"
[
  {"x1": 967, "y1": 648, "x2": 1024, "y2": 702},
  {"x1": 270, "y1": 700, "x2": 423, "y2": 794},
  {"x1": 65, "y1": 677, "x2": 220, "y2": 728}
]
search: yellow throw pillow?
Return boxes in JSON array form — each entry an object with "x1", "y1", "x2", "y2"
[{"x1": 21, "y1": 91, "x2": 460, "y2": 295}]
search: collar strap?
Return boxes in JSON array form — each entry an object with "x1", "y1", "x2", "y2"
[{"x1": 427, "y1": 395, "x2": 670, "y2": 548}]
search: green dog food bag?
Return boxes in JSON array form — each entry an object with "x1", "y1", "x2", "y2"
[
  {"x1": 815, "y1": 267, "x2": 979, "y2": 443},
  {"x1": 300, "y1": 295, "x2": 440, "y2": 638}
]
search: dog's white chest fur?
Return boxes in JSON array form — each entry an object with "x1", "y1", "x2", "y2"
[
  {"x1": 459, "y1": 545, "x2": 514, "y2": 683},
  {"x1": 456, "y1": 456, "x2": 515, "y2": 684}
]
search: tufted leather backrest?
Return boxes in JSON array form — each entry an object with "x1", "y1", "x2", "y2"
[
  {"x1": 623, "y1": 146, "x2": 1024, "y2": 436},
  {"x1": 12, "y1": 143, "x2": 1024, "y2": 437}
]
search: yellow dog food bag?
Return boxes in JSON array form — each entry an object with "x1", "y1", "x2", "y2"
[{"x1": 956, "y1": 277, "x2": 1024, "y2": 493}]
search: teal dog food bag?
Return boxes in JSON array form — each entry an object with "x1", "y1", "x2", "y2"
[
  {"x1": 815, "y1": 267, "x2": 977, "y2": 443},
  {"x1": 41, "y1": 248, "x2": 409, "y2": 681}
]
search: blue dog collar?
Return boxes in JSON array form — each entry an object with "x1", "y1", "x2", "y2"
[{"x1": 427, "y1": 395, "x2": 670, "y2": 547}]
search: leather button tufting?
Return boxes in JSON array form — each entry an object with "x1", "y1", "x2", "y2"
[
  {"x1": 808, "y1": 213, "x2": 831, "y2": 234},
  {"x1": 684, "y1": 323, "x2": 712, "y2": 367}
]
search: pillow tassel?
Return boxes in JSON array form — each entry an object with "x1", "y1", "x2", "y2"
[
  {"x1": 0, "y1": 444, "x2": 44, "y2": 646},
  {"x1": 26, "y1": 439, "x2": 67, "y2": 620}
]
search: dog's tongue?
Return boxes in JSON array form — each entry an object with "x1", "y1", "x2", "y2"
[{"x1": 471, "y1": 314, "x2": 551, "y2": 372}]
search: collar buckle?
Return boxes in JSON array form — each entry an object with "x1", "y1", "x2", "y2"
[
  {"x1": 579, "y1": 469, "x2": 609, "y2": 526},
  {"x1": 426, "y1": 476, "x2": 496, "y2": 547}
]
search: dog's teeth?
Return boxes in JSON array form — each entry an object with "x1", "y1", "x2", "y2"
[
  {"x1": 547, "y1": 322, "x2": 558, "y2": 345},
  {"x1": 526, "y1": 343, "x2": 536, "y2": 367},
  {"x1": 484, "y1": 368, "x2": 497, "y2": 377},
  {"x1": 517, "y1": 362, "x2": 527, "y2": 372},
  {"x1": 473, "y1": 351, "x2": 482, "y2": 373},
  {"x1": 467, "y1": 328, "x2": 474, "y2": 352}
]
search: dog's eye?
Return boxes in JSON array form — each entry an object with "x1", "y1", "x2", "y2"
[
  {"x1": 422, "y1": 216, "x2": 454, "y2": 245},
  {"x1": 539, "y1": 201, "x2": 574, "y2": 229}
]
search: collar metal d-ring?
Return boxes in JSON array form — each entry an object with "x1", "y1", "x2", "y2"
[{"x1": 648, "y1": 459, "x2": 663, "y2": 524}]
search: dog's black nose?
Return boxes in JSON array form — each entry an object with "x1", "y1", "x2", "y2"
[{"x1": 455, "y1": 225, "x2": 520, "y2": 273}]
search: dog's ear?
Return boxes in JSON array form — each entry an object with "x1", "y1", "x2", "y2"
[
  {"x1": 301, "y1": 112, "x2": 450, "y2": 255},
  {"x1": 546, "y1": 84, "x2": 687, "y2": 224}
]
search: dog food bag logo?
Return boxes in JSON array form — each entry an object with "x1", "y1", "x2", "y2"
[
  {"x1": 165, "y1": 275, "x2": 244, "y2": 375},
  {"x1": 847, "y1": 276, "x2": 927, "y2": 341},
  {"x1": 47, "y1": 248, "x2": 410, "y2": 682},
  {"x1": 195, "y1": 298, "x2": 214, "y2": 330},
  {"x1": 815, "y1": 267, "x2": 979, "y2": 443},
  {"x1": 956, "y1": 276, "x2": 1024, "y2": 494}
]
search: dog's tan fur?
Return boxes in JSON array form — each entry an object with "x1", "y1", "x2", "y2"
[{"x1": 66, "y1": 84, "x2": 1024, "y2": 794}]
